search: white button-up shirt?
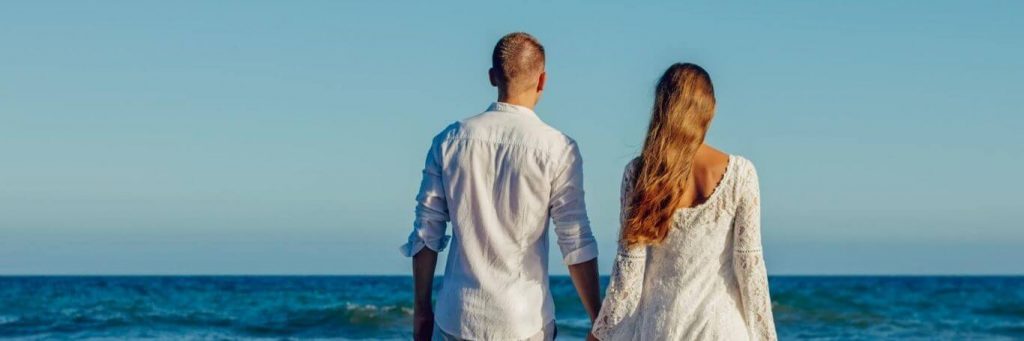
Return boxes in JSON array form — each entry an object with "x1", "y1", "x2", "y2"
[{"x1": 400, "y1": 102, "x2": 599, "y2": 340}]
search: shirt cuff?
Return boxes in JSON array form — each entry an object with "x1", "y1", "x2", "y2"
[
  {"x1": 399, "y1": 230, "x2": 451, "y2": 257},
  {"x1": 562, "y1": 241, "x2": 599, "y2": 265}
]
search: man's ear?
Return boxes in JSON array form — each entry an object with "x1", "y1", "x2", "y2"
[
  {"x1": 489, "y1": 68, "x2": 499, "y2": 87},
  {"x1": 536, "y1": 71, "x2": 547, "y2": 92}
]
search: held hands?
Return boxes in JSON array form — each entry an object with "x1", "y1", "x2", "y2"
[{"x1": 413, "y1": 309, "x2": 434, "y2": 341}]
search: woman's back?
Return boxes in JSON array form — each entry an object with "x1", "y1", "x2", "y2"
[
  {"x1": 592, "y1": 63, "x2": 776, "y2": 340},
  {"x1": 592, "y1": 149, "x2": 776, "y2": 340},
  {"x1": 675, "y1": 146, "x2": 731, "y2": 209}
]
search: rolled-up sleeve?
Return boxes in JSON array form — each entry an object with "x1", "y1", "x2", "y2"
[
  {"x1": 549, "y1": 141, "x2": 598, "y2": 265},
  {"x1": 399, "y1": 135, "x2": 451, "y2": 257}
]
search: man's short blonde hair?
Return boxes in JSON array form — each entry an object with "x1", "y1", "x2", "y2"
[{"x1": 491, "y1": 32, "x2": 545, "y2": 92}]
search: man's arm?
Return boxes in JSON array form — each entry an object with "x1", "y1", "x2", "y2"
[
  {"x1": 549, "y1": 141, "x2": 602, "y2": 329},
  {"x1": 568, "y1": 258, "x2": 602, "y2": 320},
  {"x1": 412, "y1": 249, "x2": 439, "y2": 341},
  {"x1": 400, "y1": 134, "x2": 451, "y2": 341}
]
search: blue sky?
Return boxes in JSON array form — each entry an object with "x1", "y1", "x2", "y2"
[{"x1": 1, "y1": 1, "x2": 1022, "y2": 275}]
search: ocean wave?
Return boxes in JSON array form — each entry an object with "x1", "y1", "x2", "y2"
[
  {"x1": 555, "y1": 317, "x2": 593, "y2": 333},
  {"x1": 2, "y1": 276, "x2": 1023, "y2": 339},
  {"x1": 244, "y1": 302, "x2": 412, "y2": 330},
  {"x1": 0, "y1": 315, "x2": 18, "y2": 325},
  {"x1": 975, "y1": 303, "x2": 1024, "y2": 319},
  {"x1": 0, "y1": 301, "x2": 414, "y2": 338}
]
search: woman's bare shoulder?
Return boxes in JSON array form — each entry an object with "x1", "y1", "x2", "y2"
[{"x1": 696, "y1": 145, "x2": 731, "y2": 172}]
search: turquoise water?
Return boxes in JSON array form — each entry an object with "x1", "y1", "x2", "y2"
[{"x1": 1, "y1": 276, "x2": 1022, "y2": 340}]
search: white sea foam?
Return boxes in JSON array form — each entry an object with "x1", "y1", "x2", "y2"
[{"x1": 0, "y1": 315, "x2": 18, "y2": 325}]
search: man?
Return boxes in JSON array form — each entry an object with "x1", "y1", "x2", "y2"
[{"x1": 400, "y1": 32, "x2": 602, "y2": 341}]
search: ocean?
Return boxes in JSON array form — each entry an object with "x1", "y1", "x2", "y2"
[{"x1": 0, "y1": 276, "x2": 1021, "y2": 340}]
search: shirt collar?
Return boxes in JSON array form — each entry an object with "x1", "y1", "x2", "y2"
[{"x1": 487, "y1": 102, "x2": 539, "y2": 118}]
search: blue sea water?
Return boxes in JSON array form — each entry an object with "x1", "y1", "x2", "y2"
[{"x1": 0, "y1": 276, "x2": 1022, "y2": 340}]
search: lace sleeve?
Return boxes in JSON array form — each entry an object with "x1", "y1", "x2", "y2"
[
  {"x1": 732, "y1": 159, "x2": 777, "y2": 341},
  {"x1": 592, "y1": 159, "x2": 646, "y2": 340}
]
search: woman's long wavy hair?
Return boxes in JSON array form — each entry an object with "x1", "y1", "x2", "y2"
[{"x1": 622, "y1": 63, "x2": 717, "y2": 247}]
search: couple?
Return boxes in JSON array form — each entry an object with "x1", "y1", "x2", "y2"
[{"x1": 400, "y1": 32, "x2": 776, "y2": 341}]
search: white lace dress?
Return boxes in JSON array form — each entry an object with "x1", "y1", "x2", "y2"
[{"x1": 592, "y1": 155, "x2": 777, "y2": 341}]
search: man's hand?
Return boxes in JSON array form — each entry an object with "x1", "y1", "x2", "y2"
[
  {"x1": 567, "y1": 258, "x2": 602, "y2": 322},
  {"x1": 413, "y1": 309, "x2": 435, "y2": 341}
]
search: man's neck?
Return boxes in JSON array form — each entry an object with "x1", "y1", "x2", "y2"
[{"x1": 496, "y1": 94, "x2": 537, "y2": 110}]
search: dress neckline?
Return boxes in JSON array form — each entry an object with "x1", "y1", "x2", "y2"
[{"x1": 677, "y1": 154, "x2": 734, "y2": 213}]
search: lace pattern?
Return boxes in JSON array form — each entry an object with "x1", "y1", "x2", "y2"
[
  {"x1": 592, "y1": 156, "x2": 777, "y2": 340},
  {"x1": 732, "y1": 159, "x2": 777, "y2": 341},
  {"x1": 591, "y1": 246, "x2": 646, "y2": 340},
  {"x1": 592, "y1": 159, "x2": 644, "y2": 340}
]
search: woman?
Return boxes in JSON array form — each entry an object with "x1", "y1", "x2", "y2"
[{"x1": 590, "y1": 63, "x2": 777, "y2": 340}]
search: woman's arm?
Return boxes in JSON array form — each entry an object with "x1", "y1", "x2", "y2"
[
  {"x1": 591, "y1": 241, "x2": 647, "y2": 340},
  {"x1": 732, "y1": 160, "x2": 777, "y2": 341},
  {"x1": 591, "y1": 160, "x2": 647, "y2": 340}
]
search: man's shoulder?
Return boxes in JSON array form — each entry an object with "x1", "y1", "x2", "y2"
[
  {"x1": 452, "y1": 111, "x2": 576, "y2": 150},
  {"x1": 520, "y1": 121, "x2": 578, "y2": 156},
  {"x1": 528, "y1": 119, "x2": 576, "y2": 147},
  {"x1": 431, "y1": 121, "x2": 464, "y2": 142}
]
